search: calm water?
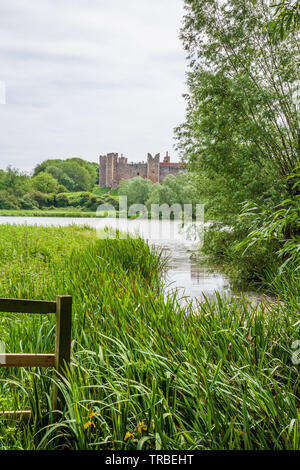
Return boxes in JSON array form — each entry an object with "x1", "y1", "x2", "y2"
[{"x1": 0, "y1": 216, "x2": 260, "y2": 304}]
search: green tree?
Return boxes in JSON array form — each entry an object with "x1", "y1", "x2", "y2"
[
  {"x1": 33, "y1": 158, "x2": 98, "y2": 192},
  {"x1": 162, "y1": 172, "x2": 199, "y2": 207},
  {"x1": 45, "y1": 165, "x2": 63, "y2": 181},
  {"x1": 60, "y1": 174, "x2": 75, "y2": 191},
  {"x1": 176, "y1": 0, "x2": 299, "y2": 223},
  {"x1": 19, "y1": 194, "x2": 39, "y2": 210},
  {"x1": 146, "y1": 183, "x2": 176, "y2": 208},
  {"x1": 55, "y1": 193, "x2": 69, "y2": 207},
  {"x1": 118, "y1": 173, "x2": 199, "y2": 212},
  {"x1": 0, "y1": 166, "x2": 32, "y2": 192},
  {"x1": 118, "y1": 177, "x2": 153, "y2": 206},
  {"x1": 266, "y1": 0, "x2": 300, "y2": 39},
  {"x1": 0, "y1": 190, "x2": 19, "y2": 209},
  {"x1": 61, "y1": 161, "x2": 91, "y2": 192},
  {"x1": 32, "y1": 172, "x2": 59, "y2": 194}
]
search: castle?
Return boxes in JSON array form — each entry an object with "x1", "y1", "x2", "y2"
[{"x1": 99, "y1": 152, "x2": 184, "y2": 189}]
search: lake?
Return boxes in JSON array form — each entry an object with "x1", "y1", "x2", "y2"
[{"x1": 0, "y1": 216, "x2": 261, "y2": 304}]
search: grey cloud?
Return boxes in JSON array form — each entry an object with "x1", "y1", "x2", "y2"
[{"x1": 0, "y1": 0, "x2": 186, "y2": 171}]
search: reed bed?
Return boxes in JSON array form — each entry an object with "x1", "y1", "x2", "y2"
[{"x1": 0, "y1": 224, "x2": 299, "y2": 450}]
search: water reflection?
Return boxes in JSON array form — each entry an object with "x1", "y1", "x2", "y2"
[{"x1": 0, "y1": 216, "x2": 260, "y2": 304}]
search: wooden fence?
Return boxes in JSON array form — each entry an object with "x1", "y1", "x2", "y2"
[{"x1": 0, "y1": 295, "x2": 72, "y2": 418}]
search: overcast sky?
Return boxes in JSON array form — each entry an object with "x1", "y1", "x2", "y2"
[{"x1": 0, "y1": 0, "x2": 187, "y2": 173}]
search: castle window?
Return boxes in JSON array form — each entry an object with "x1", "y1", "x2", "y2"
[{"x1": 137, "y1": 172, "x2": 139, "y2": 175}]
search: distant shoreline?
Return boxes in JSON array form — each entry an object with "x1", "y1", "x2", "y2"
[
  {"x1": 0, "y1": 209, "x2": 118, "y2": 218},
  {"x1": 0, "y1": 210, "x2": 200, "y2": 221}
]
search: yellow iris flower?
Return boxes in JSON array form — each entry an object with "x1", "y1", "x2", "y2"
[
  {"x1": 124, "y1": 431, "x2": 135, "y2": 441},
  {"x1": 137, "y1": 421, "x2": 147, "y2": 433},
  {"x1": 84, "y1": 420, "x2": 96, "y2": 430}
]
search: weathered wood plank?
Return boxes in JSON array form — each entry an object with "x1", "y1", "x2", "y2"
[
  {"x1": 0, "y1": 295, "x2": 73, "y2": 416},
  {"x1": 52, "y1": 295, "x2": 72, "y2": 410},
  {"x1": 0, "y1": 409, "x2": 47, "y2": 420},
  {"x1": 0, "y1": 410, "x2": 32, "y2": 419},
  {"x1": 0, "y1": 353, "x2": 55, "y2": 368},
  {"x1": 0, "y1": 298, "x2": 57, "y2": 314}
]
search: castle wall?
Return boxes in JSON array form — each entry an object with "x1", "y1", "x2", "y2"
[
  {"x1": 99, "y1": 152, "x2": 184, "y2": 189},
  {"x1": 117, "y1": 162, "x2": 147, "y2": 183},
  {"x1": 159, "y1": 164, "x2": 182, "y2": 183}
]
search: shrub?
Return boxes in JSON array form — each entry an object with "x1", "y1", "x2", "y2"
[
  {"x1": 236, "y1": 166, "x2": 300, "y2": 273},
  {"x1": 55, "y1": 193, "x2": 70, "y2": 208},
  {"x1": 57, "y1": 184, "x2": 69, "y2": 193},
  {"x1": 102, "y1": 194, "x2": 119, "y2": 209},
  {"x1": 202, "y1": 221, "x2": 280, "y2": 288},
  {"x1": 29, "y1": 191, "x2": 47, "y2": 208},
  {"x1": 19, "y1": 194, "x2": 39, "y2": 210},
  {"x1": 30, "y1": 191, "x2": 55, "y2": 208},
  {"x1": 0, "y1": 190, "x2": 19, "y2": 210}
]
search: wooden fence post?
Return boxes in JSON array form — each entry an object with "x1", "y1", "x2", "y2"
[{"x1": 52, "y1": 295, "x2": 72, "y2": 411}]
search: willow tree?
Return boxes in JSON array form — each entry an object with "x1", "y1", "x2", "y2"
[
  {"x1": 176, "y1": 0, "x2": 299, "y2": 219},
  {"x1": 266, "y1": 0, "x2": 300, "y2": 39}
]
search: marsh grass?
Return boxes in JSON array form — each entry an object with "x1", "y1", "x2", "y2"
[{"x1": 0, "y1": 224, "x2": 299, "y2": 450}]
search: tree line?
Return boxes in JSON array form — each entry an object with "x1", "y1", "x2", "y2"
[
  {"x1": 0, "y1": 159, "x2": 197, "y2": 213},
  {"x1": 0, "y1": 158, "x2": 99, "y2": 210}
]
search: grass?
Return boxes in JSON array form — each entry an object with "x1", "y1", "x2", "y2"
[
  {"x1": 0, "y1": 224, "x2": 299, "y2": 450},
  {"x1": 0, "y1": 209, "x2": 119, "y2": 218},
  {"x1": 108, "y1": 188, "x2": 119, "y2": 197},
  {"x1": 92, "y1": 186, "x2": 111, "y2": 196},
  {"x1": 0, "y1": 209, "x2": 144, "y2": 219}
]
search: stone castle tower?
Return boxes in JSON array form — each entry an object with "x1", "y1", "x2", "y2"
[
  {"x1": 147, "y1": 153, "x2": 160, "y2": 184},
  {"x1": 99, "y1": 152, "x2": 183, "y2": 189}
]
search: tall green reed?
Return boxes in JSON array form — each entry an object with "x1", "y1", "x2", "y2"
[{"x1": 0, "y1": 224, "x2": 298, "y2": 450}]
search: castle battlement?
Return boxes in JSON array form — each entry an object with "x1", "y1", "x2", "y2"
[{"x1": 99, "y1": 152, "x2": 183, "y2": 189}]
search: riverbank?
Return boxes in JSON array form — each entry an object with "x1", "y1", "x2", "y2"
[
  {"x1": 0, "y1": 209, "x2": 119, "y2": 218},
  {"x1": 0, "y1": 216, "x2": 239, "y2": 303},
  {"x1": 0, "y1": 209, "x2": 201, "y2": 220},
  {"x1": 0, "y1": 224, "x2": 298, "y2": 450}
]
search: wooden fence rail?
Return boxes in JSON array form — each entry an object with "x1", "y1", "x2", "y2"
[{"x1": 0, "y1": 295, "x2": 72, "y2": 418}]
